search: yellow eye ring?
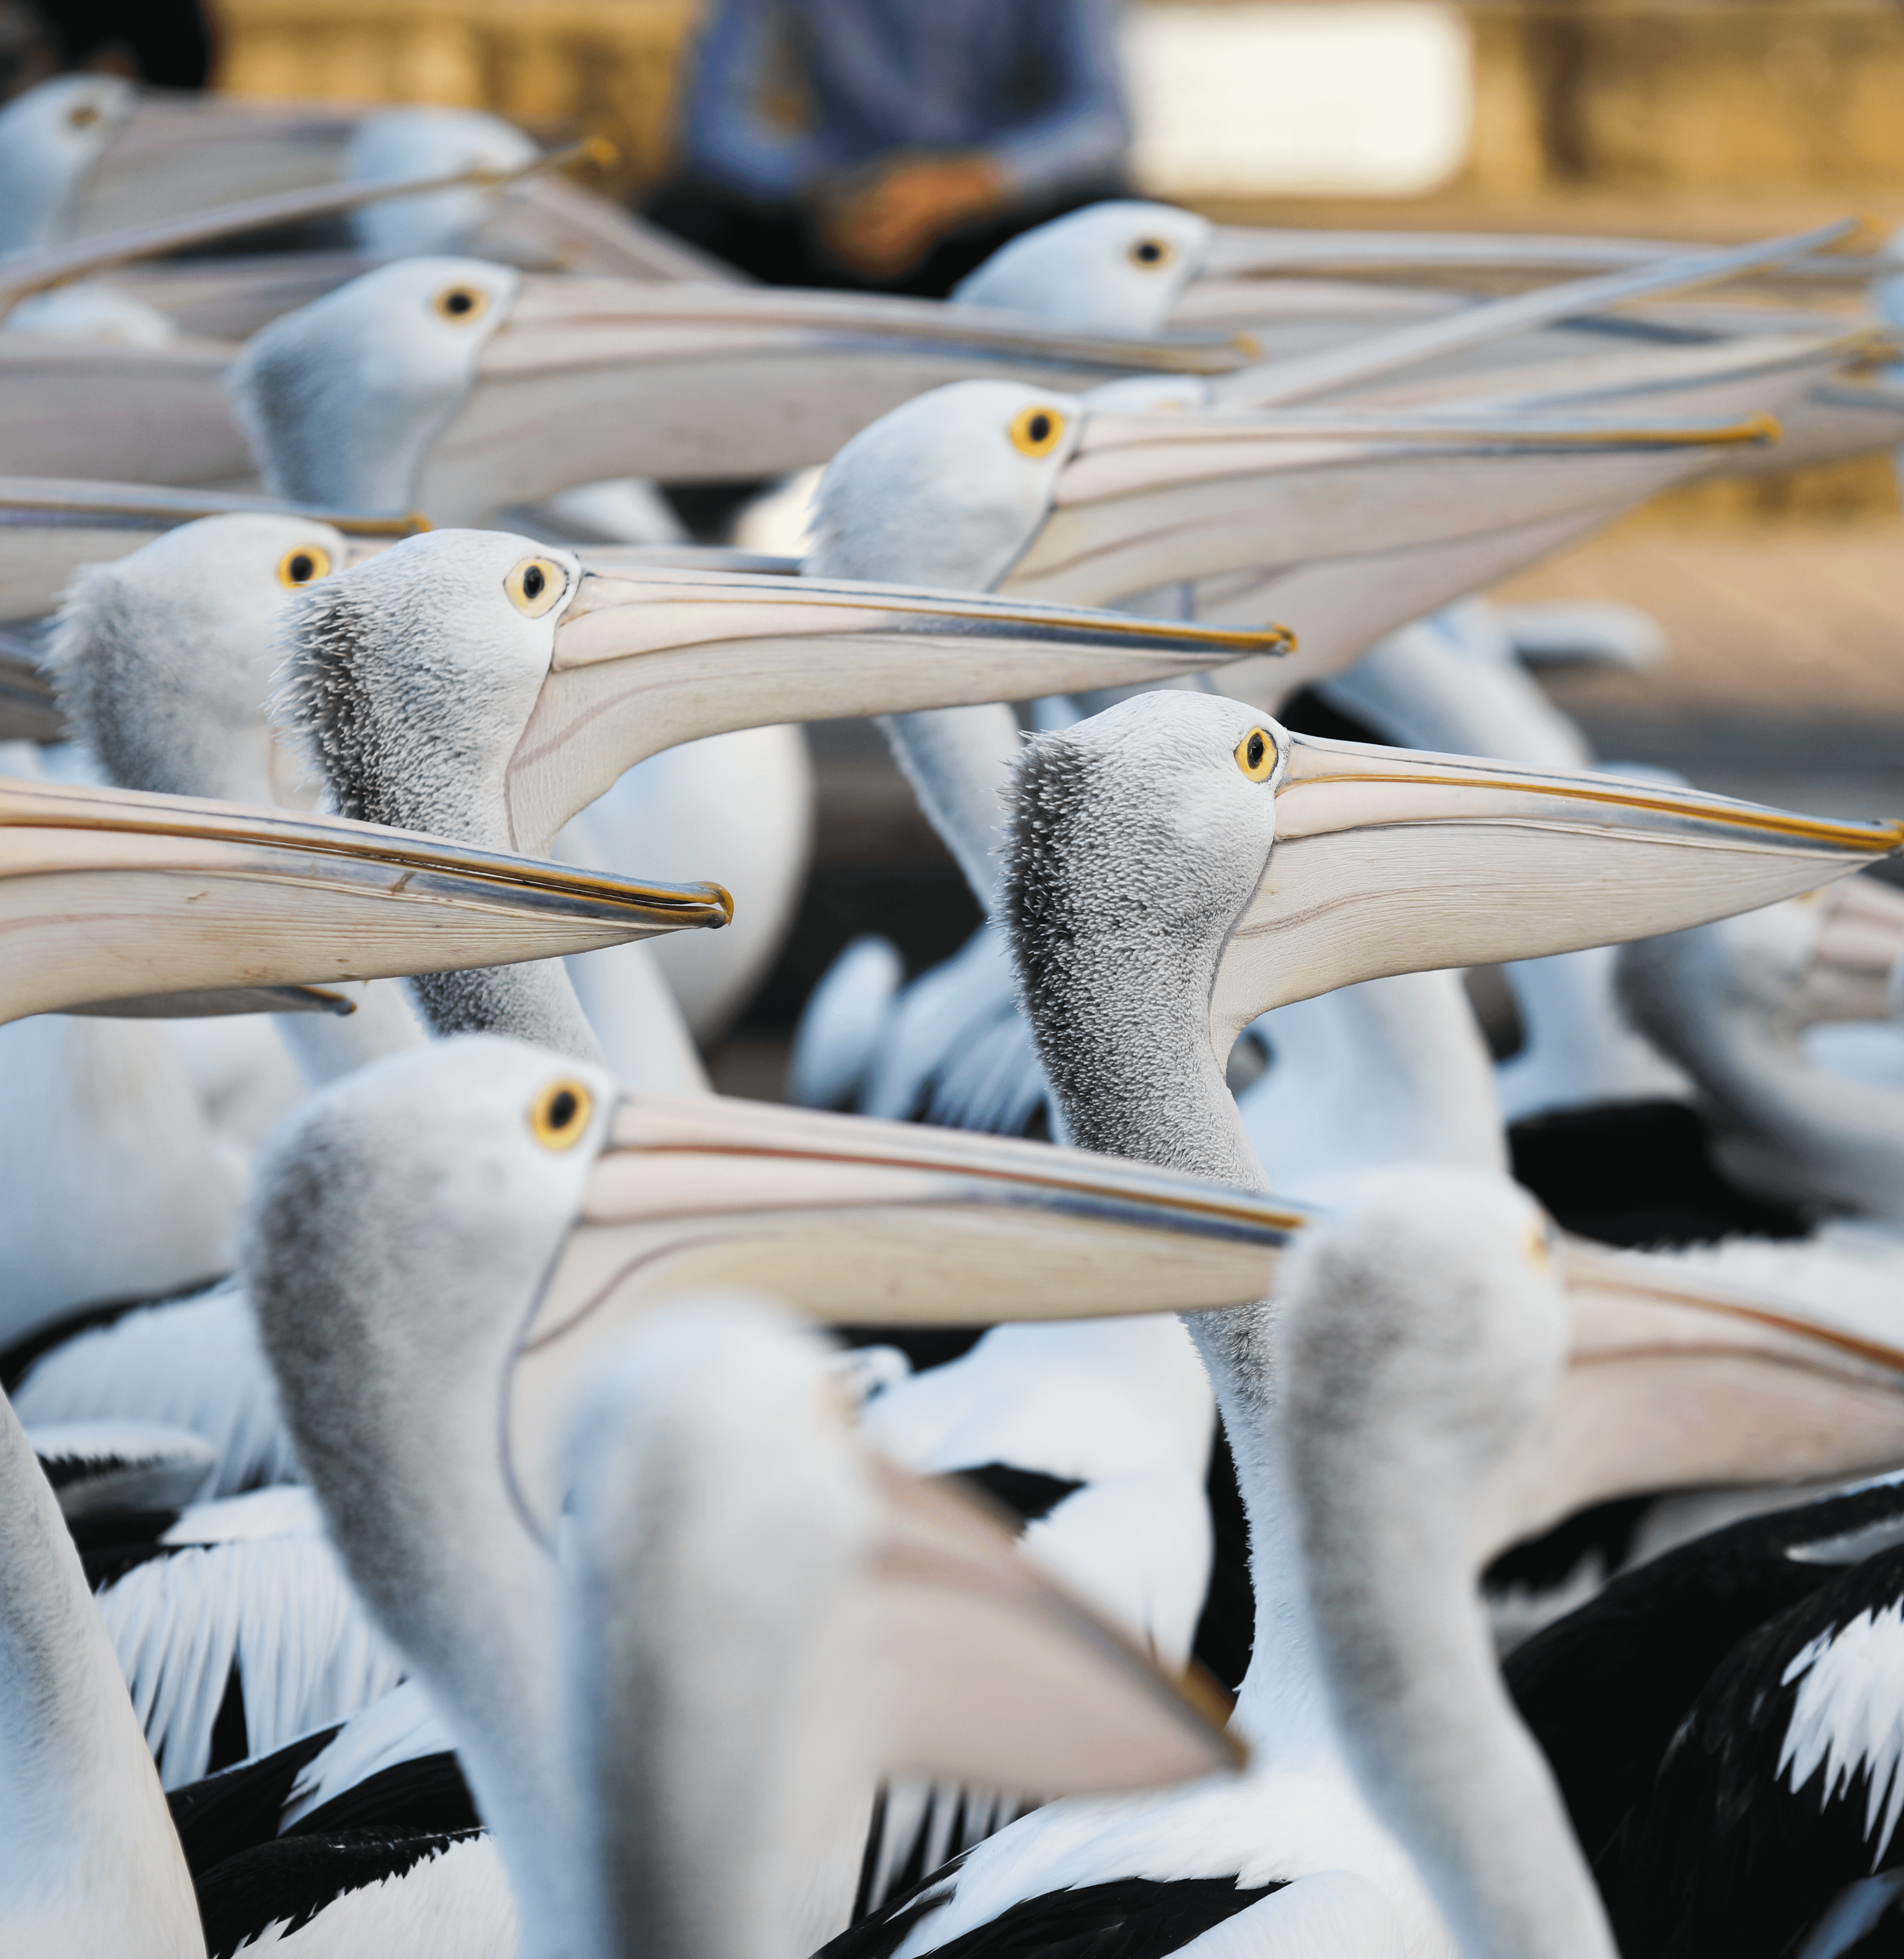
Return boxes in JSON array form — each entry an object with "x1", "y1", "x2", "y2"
[
  {"x1": 1235, "y1": 726, "x2": 1276, "y2": 782},
  {"x1": 529, "y1": 1077, "x2": 594, "y2": 1150},
  {"x1": 431, "y1": 284, "x2": 489, "y2": 324},
  {"x1": 1009, "y1": 405, "x2": 1067, "y2": 459},
  {"x1": 505, "y1": 557, "x2": 567, "y2": 618},
  {"x1": 1524, "y1": 1217, "x2": 1557, "y2": 1274},
  {"x1": 277, "y1": 543, "x2": 333, "y2": 589},
  {"x1": 68, "y1": 103, "x2": 102, "y2": 130},
  {"x1": 1128, "y1": 236, "x2": 1175, "y2": 270}
]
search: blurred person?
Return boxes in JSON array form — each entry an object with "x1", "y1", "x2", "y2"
[{"x1": 648, "y1": 0, "x2": 1132, "y2": 295}]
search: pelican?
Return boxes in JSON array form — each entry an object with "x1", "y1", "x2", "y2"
[
  {"x1": 1007, "y1": 688, "x2": 1904, "y2": 1634},
  {"x1": 808, "y1": 691, "x2": 1904, "y2": 1959},
  {"x1": 239, "y1": 1033, "x2": 1297, "y2": 1950}
]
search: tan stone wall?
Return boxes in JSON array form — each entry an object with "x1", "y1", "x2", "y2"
[{"x1": 1460, "y1": 1, "x2": 1904, "y2": 198}]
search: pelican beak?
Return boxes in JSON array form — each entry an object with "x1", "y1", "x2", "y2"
[
  {"x1": 502, "y1": 566, "x2": 1291, "y2": 856},
  {"x1": 855, "y1": 1455, "x2": 1245, "y2": 1787},
  {"x1": 1802, "y1": 873, "x2": 1904, "y2": 1022},
  {"x1": 999, "y1": 406, "x2": 1773, "y2": 610},
  {"x1": 1482, "y1": 1239, "x2": 1904, "y2": 1560},
  {"x1": 1208, "y1": 730, "x2": 1904, "y2": 1051},
  {"x1": 0, "y1": 775, "x2": 730, "y2": 1025},
  {"x1": 420, "y1": 277, "x2": 1251, "y2": 515},
  {"x1": 501, "y1": 1091, "x2": 1306, "y2": 1534}
]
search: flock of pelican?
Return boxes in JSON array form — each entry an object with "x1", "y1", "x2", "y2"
[{"x1": 7, "y1": 67, "x2": 1904, "y2": 1959}]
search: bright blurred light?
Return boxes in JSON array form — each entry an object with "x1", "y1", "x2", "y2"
[{"x1": 1122, "y1": 3, "x2": 1474, "y2": 198}]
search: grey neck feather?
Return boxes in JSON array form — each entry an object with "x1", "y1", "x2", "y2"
[
  {"x1": 1000, "y1": 729, "x2": 1339, "y2": 1754},
  {"x1": 0, "y1": 1391, "x2": 203, "y2": 1955},
  {"x1": 247, "y1": 1119, "x2": 586, "y2": 1958},
  {"x1": 277, "y1": 571, "x2": 606, "y2": 1066}
]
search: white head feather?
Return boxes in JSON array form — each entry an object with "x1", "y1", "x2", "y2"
[
  {"x1": 952, "y1": 201, "x2": 1212, "y2": 334},
  {"x1": 345, "y1": 106, "x2": 539, "y2": 261},
  {"x1": 0, "y1": 74, "x2": 132, "y2": 251},
  {"x1": 227, "y1": 257, "x2": 519, "y2": 509},
  {"x1": 805, "y1": 378, "x2": 1084, "y2": 590}
]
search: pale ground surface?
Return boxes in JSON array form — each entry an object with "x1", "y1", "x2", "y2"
[{"x1": 1496, "y1": 515, "x2": 1904, "y2": 822}]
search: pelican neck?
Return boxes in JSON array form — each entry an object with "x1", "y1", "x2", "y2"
[{"x1": 1017, "y1": 898, "x2": 1341, "y2": 1758}]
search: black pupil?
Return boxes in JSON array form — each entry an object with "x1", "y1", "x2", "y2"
[
  {"x1": 288, "y1": 553, "x2": 314, "y2": 583},
  {"x1": 1028, "y1": 414, "x2": 1051, "y2": 444},
  {"x1": 547, "y1": 1088, "x2": 578, "y2": 1130},
  {"x1": 523, "y1": 564, "x2": 545, "y2": 600},
  {"x1": 1136, "y1": 240, "x2": 1162, "y2": 263},
  {"x1": 1247, "y1": 733, "x2": 1265, "y2": 770},
  {"x1": 445, "y1": 291, "x2": 474, "y2": 315}
]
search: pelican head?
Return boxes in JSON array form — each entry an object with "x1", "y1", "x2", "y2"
[
  {"x1": 274, "y1": 527, "x2": 1289, "y2": 860},
  {"x1": 0, "y1": 75, "x2": 133, "y2": 252},
  {"x1": 344, "y1": 106, "x2": 539, "y2": 262},
  {"x1": 229, "y1": 256, "x2": 520, "y2": 511},
  {"x1": 47, "y1": 510, "x2": 348, "y2": 807},
  {"x1": 952, "y1": 200, "x2": 1214, "y2": 333},
  {"x1": 808, "y1": 378, "x2": 1087, "y2": 590},
  {"x1": 1001, "y1": 690, "x2": 1904, "y2": 1109}
]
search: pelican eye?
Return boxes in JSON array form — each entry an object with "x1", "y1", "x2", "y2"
[
  {"x1": 432, "y1": 284, "x2": 489, "y2": 323},
  {"x1": 69, "y1": 103, "x2": 102, "y2": 130},
  {"x1": 1009, "y1": 405, "x2": 1067, "y2": 459},
  {"x1": 505, "y1": 556, "x2": 567, "y2": 617},
  {"x1": 1524, "y1": 1216, "x2": 1557, "y2": 1274},
  {"x1": 277, "y1": 543, "x2": 333, "y2": 588},
  {"x1": 1128, "y1": 237, "x2": 1173, "y2": 269},
  {"x1": 529, "y1": 1078, "x2": 593, "y2": 1150},
  {"x1": 1235, "y1": 727, "x2": 1276, "y2": 782}
]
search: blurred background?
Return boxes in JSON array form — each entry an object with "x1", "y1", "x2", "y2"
[{"x1": 13, "y1": 0, "x2": 1904, "y2": 1089}]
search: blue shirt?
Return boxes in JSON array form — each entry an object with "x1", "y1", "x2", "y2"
[{"x1": 676, "y1": 0, "x2": 1131, "y2": 205}]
